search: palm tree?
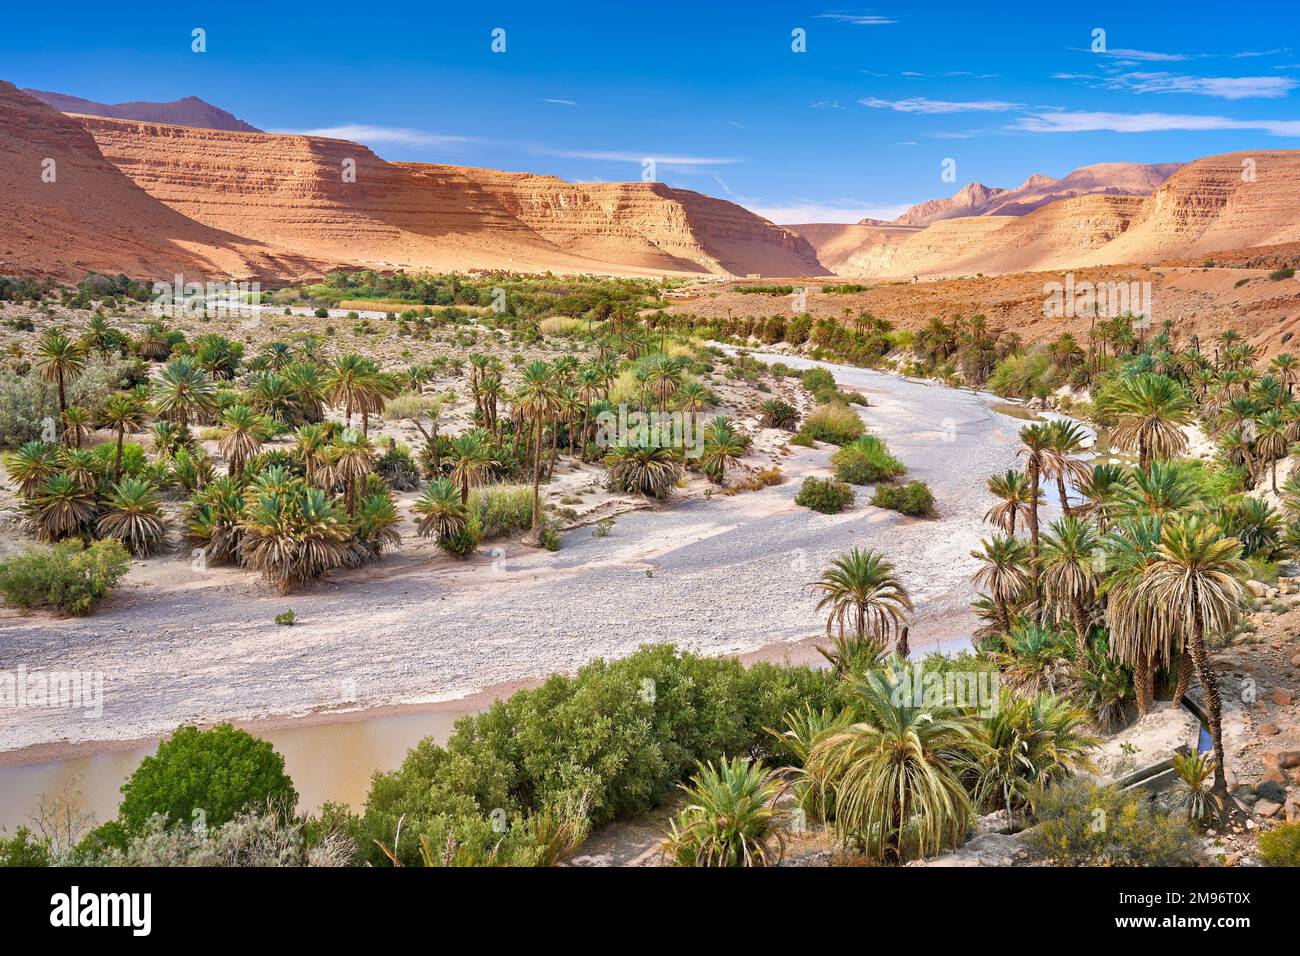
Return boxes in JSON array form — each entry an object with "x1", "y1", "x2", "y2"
[
  {"x1": 646, "y1": 354, "x2": 684, "y2": 412},
  {"x1": 984, "y1": 469, "x2": 1038, "y2": 535},
  {"x1": 293, "y1": 423, "x2": 331, "y2": 485},
  {"x1": 151, "y1": 355, "x2": 217, "y2": 428},
  {"x1": 1076, "y1": 463, "x2": 1133, "y2": 533},
  {"x1": 813, "y1": 548, "x2": 913, "y2": 654},
  {"x1": 97, "y1": 478, "x2": 168, "y2": 556},
  {"x1": 412, "y1": 477, "x2": 468, "y2": 541},
  {"x1": 1017, "y1": 422, "x2": 1052, "y2": 606},
  {"x1": 1039, "y1": 516, "x2": 1101, "y2": 659},
  {"x1": 238, "y1": 479, "x2": 351, "y2": 593},
  {"x1": 284, "y1": 362, "x2": 326, "y2": 423},
  {"x1": 1040, "y1": 419, "x2": 1093, "y2": 517},
  {"x1": 701, "y1": 420, "x2": 747, "y2": 486},
  {"x1": 971, "y1": 691, "x2": 1096, "y2": 822},
  {"x1": 217, "y1": 405, "x2": 266, "y2": 479},
  {"x1": 1138, "y1": 515, "x2": 1248, "y2": 798},
  {"x1": 1105, "y1": 373, "x2": 1193, "y2": 472},
  {"x1": 28, "y1": 472, "x2": 97, "y2": 542},
  {"x1": 661, "y1": 757, "x2": 790, "y2": 867},
  {"x1": 349, "y1": 487, "x2": 402, "y2": 563},
  {"x1": 1101, "y1": 516, "x2": 1178, "y2": 718},
  {"x1": 80, "y1": 315, "x2": 122, "y2": 359},
  {"x1": 1271, "y1": 352, "x2": 1298, "y2": 396},
  {"x1": 324, "y1": 354, "x2": 379, "y2": 429},
  {"x1": 5, "y1": 441, "x2": 59, "y2": 497},
  {"x1": 331, "y1": 429, "x2": 375, "y2": 514},
  {"x1": 804, "y1": 666, "x2": 975, "y2": 862},
  {"x1": 35, "y1": 329, "x2": 86, "y2": 434},
  {"x1": 97, "y1": 394, "x2": 145, "y2": 482},
  {"x1": 516, "y1": 360, "x2": 559, "y2": 531},
  {"x1": 58, "y1": 405, "x2": 92, "y2": 449},
  {"x1": 1255, "y1": 409, "x2": 1288, "y2": 493},
  {"x1": 1120, "y1": 460, "x2": 1198, "y2": 519},
  {"x1": 187, "y1": 476, "x2": 245, "y2": 565},
  {"x1": 605, "y1": 442, "x2": 682, "y2": 498},
  {"x1": 1216, "y1": 395, "x2": 1261, "y2": 482},
  {"x1": 970, "y1": 534, "x2": 1030, "y2": 635},
  {"x1": 446, "y1": 431, "x2": 496, "y2": 505}
]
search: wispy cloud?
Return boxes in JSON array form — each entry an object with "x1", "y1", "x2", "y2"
[
  {"x1": 900, "y1": 70, "x2": 999, "y2": 79},
  {"x1": 860, "y1": 96, "x2": 1023, "y2": 113},
  {"x1": 1014, "y1": 110, "x2": 1300, "y2": 136},
  {"x1": 275, "y1": 124, "x2": 475, "y2": 147},
  {"x1": 541, "y1": 98, "x2": 577, "y2": 106},
  {"x1": 536, "y1": 148, "x2": 739, "y2": 170},
  {"x1": 816, "y1": 11, "x2": 895, "y2": 25},
  {"x1": 1095, "y1": 47, "x2": 1191, "y2": 63},
  {"x1": 745, "y1": 200, "x2": 911, "y2": 224},
  {"x1": 1057, "y1": 71, "x2": 1297, "y2": 100},
  {"x1": 811, "y1": 100, "x2": 847, "y2": 109}
]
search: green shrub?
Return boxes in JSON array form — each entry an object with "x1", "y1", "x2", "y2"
[
  {"x1": 795, "y1": 476, "x2": 855, "y2": 514},
  {"x1": 790, "y1": 431, "x2": 815, "y2": 448},
  {"x1": 987, "y1": 349, "x2": 1060, "y2": 400},
  {"x1": 870, "y1": 480, "x2": 936, "y2": 516},
  {"x1": 275, "y1": 610, "x2": 296, "y2": 626},
  {"x1": 117, "y1": 724, "x2": 299, "y2": 833},
  {"x1": 800, "y1": 367, "x2": 837, "y2": 401},
  {"x1": 0, "y1": 539, "x2": 131, "y2": 615},
  {"x1": 1259, "y1": 822, "x2": 1300, "y2": 866},
  {"x1": 540, "y1": 527, "x2": 561, "y2": 551},
  {"x1": 354, "y1": 645, "x2": 831, "y2": 865},
  {"x1": 831, "y1": 435, "x2": 905, "y2": 484},
  {"x1": 1269, "y1": 267, "x2": 1295, "y2": 281},
  {"x1": 0, "y1": 827, "x2": 51, "y2": 867},
  {"x1": 440, "y1": 519, "x2": 481, "y2": 557},
  {"x1": 1028, "y1": 778, "x2": 1201, "y2": 866},
  {"x1": 468, "y1": 484, "x2": 534, "y2": 539},
  {"x1": 800, "y1": 402, "x2": 865, "y2": 445}
]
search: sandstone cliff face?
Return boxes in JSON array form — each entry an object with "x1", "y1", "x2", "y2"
[
  {"x1": 0, "y1": 82, "x2": 314, "y2": 281},
  {"x1": 76, "y1": 115, "x2": 825, "y2": 278},
  {"x1": 24, "y1": 89, "x2": 262, "y2": 132}
]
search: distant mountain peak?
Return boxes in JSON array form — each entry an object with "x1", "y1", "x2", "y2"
[{"x1": 21, "y1": 88, "x2": 262, "y2": 132}]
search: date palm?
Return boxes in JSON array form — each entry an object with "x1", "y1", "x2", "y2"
[
  {"x1": 284, "y1": 362, "x2": 326, "y2": 424},
  {"x1": 324, "y1": 354, "x2": 382, "y2": 430},
  {"x1": 661, "y1": 756, "x2": 790, "y2": 867},
  {"x1": 5, "y1": 441, "x2": 60, "y2": 497},
  {"x1": 1017, "y1": 422, "x2": 1053, "y2": 607},
  {"x1": 1138, "y1": 514, "x2": 1248, "y2": 798},
  {"x1": 604, "y1": 441, "x2": 682, "y2": 498},
  {"x1": 331, "y1": 429, "x2": 375, "y2": 514},
  {"x1": 349, "y1": 486, "x2": 402, "y2": 563},
  {"x1": 1105, "y1": 373, "x2": 1192, "y2": 473},
  {"x1": 1040, "y1": 419, "x2": 1093, "y2": 517},
  {"x1": 813, "y1": 548, "x2": 913, "y2": 653},
  {"x1": 1039, "y1": 516, "x2": 1101, "y2": 659},
  {"x1": 993, "y1": 622, "x2": 1075, "y2": 696},
  {"x1": 1120, "y1": 460, "x2": 1197, "y2": 519},
  {"x1": 984, "y1": 469, "x2": 1038, "y2": 535},
  {"x1": 28, "y1": 472, "x2": 97, "y2": 542},
  {"x1": 1271, "y1": 352, "x2": 1298, "y2": 396},
  {"x1": 804, "y1": 665, "x2": 975, "y2": 862},
  {"x1": 1255, "y1": 409, "x2": 1288, "y2": 493},
  {"x1": 970, "y1": 534, "x2": 1030, "y2": 636},
  {"x1": 516, "y1": 361, "x2": 559, "y2": 530},
  {"x1": 238, "y1": 480, "x2": 351, "y2": 594},
  {"x1": 446, "y1": 430, "x2": 496, "y2": 506},
  {"x1": 35, "y1": 329, "x2": 85, "y2": 432},
  {"x1": 412, "y1": 477, "x2": 468, "y2": 541},
  {"x1": 187, "y1": 476, "x2": 245, "y2": 565},
  {"x1": 80, "y1": 315, "x2": 122, "y2": 359},
  {"x1": 98, "y1": 394, "x2": 145, "y2": 482},
  {"x1": 151, "y1": 355, "x2": 217, "y2": 428},
  {"x1": 701, "y1": 420, "x2": 747, "y2": 486},
  {"x1": 1076, "y1": 463, "x2": 1133, "y2": 533},
  {"x1": 217, "y1": 404, "x2": 266, "y2": 479},
  {"x1": 97, "y1": 477, "x2": 168, "y2": 556}
]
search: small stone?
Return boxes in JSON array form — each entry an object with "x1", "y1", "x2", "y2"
[
  {"x1": 1272, "y1": 688, "x2": 1295, "y2": 706},
  {"x1": 1291, "y1": 653, "x2": 1300, "y2": 668},
  {"x1": 1225, "y1": 854, "x2": 1240, "y2": 866},
  {"x1": 1260, "y1": 723, "x2": 1281, "y2": 736},
  {"x1": 1256, "y1": 800, "x2": 1284, "y2": 818},
  {"x1": 1246, "y1": 580, "x2": 1268, "y2": 598}
]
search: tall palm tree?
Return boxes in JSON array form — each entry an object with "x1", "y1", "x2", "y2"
[
  {"x1": 813, "y1": 548, "x2": 913, "y2": 654},
  {"x1": 1138, "y1": 515, "x2": 1248, "y2": 798},
  {"x1": 35, "y1": 329, "x2": 86, "y2": 435},
  {"x1": 446, "y1": 431, "x2": 496, "y2": 505},
  {"x1": 98, "y1": 394, "x2": 145, "y2": 482},
  {"x1": 1270, "y1": 352, "x2": 1298, "y2": 396},
  {"x1": 1038, "y1": 516, "x2": 1101, "y2": 659},
  {"x1": 984, "y1": 469, "x2": 1039, "y2": 535},
  {"x1": 1076, "y1": 463, "x2": 1133, "y2": 533},
  {"x1": 1017, "y1": 422, "x2": 1053, "y2": 605},
  {"x1": 804, "y1": 665, "x2": 976, "y2": 862},
  {"x1": 701, "y1": 420, "x2": 747, "y2": 486},
  {"x1": 151, "y1": 355, "x2": 217, "y2": 428},
  {"x1": 331, "y1": 429, "x2": 375, "y2": 514},
  {"x1": 1101, "y1": 515, "x2": 1179, "y2": 718},
  {"x1": 59, "y1": 405, "x2": 92, "y2": 449},
  {"x1": 1040, "y1": 419, "x2": 1093, "y2": 517},
  {"x1": 217, "y1": 404, "x2": 266, "y2": 479},
  {"x1": 516, "y1": 361, "x2": 559, "y2": 531},
  {"x1": 324, "y1": 354, "x2": 379, "y2": 429},
  {"x1": 970, "y1": 534, "x2": 1030, "y2": 635},
  {"x1": 1255, "y1": 409, "x2": 1288, "y2": 493},
  {"x1": 1105, "y1": 373, "x2": 1193, "y2": 473}
]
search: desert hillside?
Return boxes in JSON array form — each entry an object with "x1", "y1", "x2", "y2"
[
  {"x1": 890, "y1": 162, "x2": 1179, "y2": 226},
  {"x1": 793, "y1": 152, "x2": 1300, "y2": 280},
  {"x1": 74, "y1": 110, "x2": 825, "y2": 279},
  {"x1": 23, "y1": 88, "x2": 262, "y2": 132},
  {"x1": 0, "y1": 81, "x2": 318, "y2": 281}
]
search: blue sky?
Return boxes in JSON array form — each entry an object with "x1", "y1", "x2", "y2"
[{"x1": 4, "y1": 2, "x2": 1299, "y2": 222}]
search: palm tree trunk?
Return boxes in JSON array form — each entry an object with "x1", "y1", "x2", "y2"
[
  {"x1": 1071, "y1": 596, "x2": 1090, "y2": 660},
  {"x1": 1028, "y1": 461, "x2": 1042, "y2": 622},
  {"x1": 1056, "y1": 476, "x2": 1072, "y2": 517},
  {"x1": 530, "y1": 418, "x2": 544, "y2": 531},
  {"x1": 1188, "y1": 617, "x2": 1229, "y2": 797},
  {"x1": 1172, "y1": 652, "x2": 1192, "y2": 703},
  {"x1": 1134, "y1": 653, "x2": 1152, "y2": 719},
  {"x1": 114, "y1": 428, "x2": 125, "y2": 482}
]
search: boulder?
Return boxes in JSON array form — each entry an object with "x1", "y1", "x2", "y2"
[
  {"x1": 1271, "y1": 688, "x2": 1295, "y2": 706},
  {"x1": 1246, "y1": 580, "x2": 1269, "y2": 598},
  {"x1": 1260, "y1": 723, "x2": 1281, "y2": 736},
  {"x1": 1256, "y1": 800, "x2": 1283, "y2": 818}
]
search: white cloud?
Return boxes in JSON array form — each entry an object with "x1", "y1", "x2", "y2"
[
  {"x1": 541, "y1": 98, "x2": 577, "y2": 106},
  {"x1": 537, "y1": 148, "x2": 738, "y2": 168},
  {"x1": 746, "y1": 201, "x2": 912, "y2": 224},
  {"x1": 1098, "y1": 48, "x2": 1191, "y2": 63},
  {"x1": 1061, "y1": 71, "x2": 1298, "y2": 100},
  {"x1": 275, "y1": 124, "x2": 475, "y2": 147},
  {"x1": 816, "y1": 12, "x2": 895, "y2": 25},
  {"x1": 860, "y1": 96, "x2": 1023, "y2": 113},
  {"x1": 1013, "y1": 110, "x2": 1300, "y2": 136}
]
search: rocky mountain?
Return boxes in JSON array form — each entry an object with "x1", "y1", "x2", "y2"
[
  {"x1": 0, "y1": 81, "x2": 316, "y2": 281},
  {"x1": 885, "y1": 162, "x2": 1181, "y2": 227},
  {"x1": 22, "y1": 89, "x2": 262, "y2": 132}
]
